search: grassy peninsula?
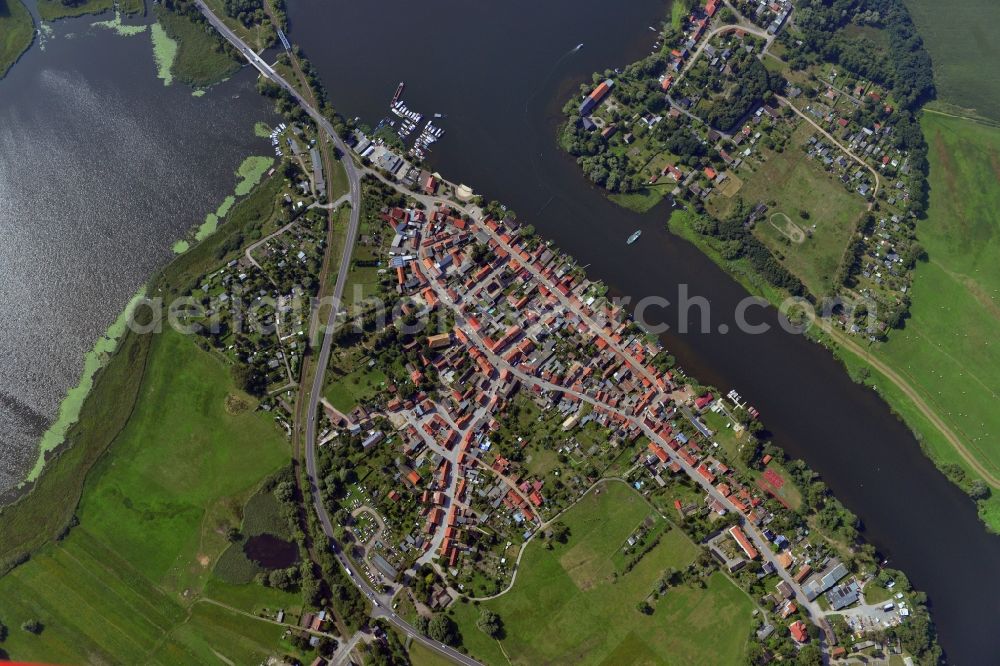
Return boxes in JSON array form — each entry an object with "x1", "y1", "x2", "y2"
[
  {"x1": 155, "y1": 3, "x2": 241, "y2": 87},
  {"x1": 0, "y1": 0, "x2": 34, "y2": 79}
]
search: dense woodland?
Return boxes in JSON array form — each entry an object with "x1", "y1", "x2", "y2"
[
  {"x1": 223, "y1": 0, "x2": 265, "y2": 28},
  {"x1": 789, "y1": 0, "x2": 934, "y2": 111}
]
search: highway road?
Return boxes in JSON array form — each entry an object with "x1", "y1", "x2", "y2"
[{"x1": 193, "y1": 3, "x2": 482, "y2": 664}]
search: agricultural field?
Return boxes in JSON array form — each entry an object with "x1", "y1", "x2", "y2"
[
  {"x1": 0, "y1": 0, "x2": 33, "y2": 79},
  {"x1": 872, "y1": 114, "x2": 1000, "y2": 506},
  {"x1": 0, "y1": 328, "x2": 292, "y2": 663},
  {"x1": 451, "y1": 481, "x2": 754, "y2": 665},
  {"x1": 904, "y1": 0, "x2": 1000, "y2": 123},
  {"x1": 710, "y1": 122, "x2": 868, "y2": 297}
]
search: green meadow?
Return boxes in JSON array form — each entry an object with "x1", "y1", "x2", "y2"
[
  {"x1": 709, "y1": 123, "x2": 868, "y2": 298},
  {"x1": 451, "y1": 481, "x2": 754, "y2": 665},
  {"x1": 0, "y1": 327, "x2": 292, "y2": 663},
  {"x1": 870, "y1": 114, "x2": 1000, "y2": 512}
]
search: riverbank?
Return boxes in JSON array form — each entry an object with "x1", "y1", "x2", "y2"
[
  {"x1": 172, "y1": 153, "x2": 273, "y2": 249},
  {"x1": 24, "y1": 289, "x2": 146, "y2": 485},
  {"x1": 561, "y1": 0, "x2": 1000, "y2": 533},
  {"x1": 861, "y1": 113, "x2": 1000, "y2": 528},
  {"x1": 0, "y1": 163, "x2": 283, "y2": 571},
  {"x1": 35, "y1": 0, "x2": 139, "y2": 22},
  {"x1": 10, "y1": 152, "x2": 274, "y2": 498},
  {"x1": 87, "y1": 4, "x2": 240, "y2": 89},
  {"x1": 667, "y1": 120, "x2": 1000, "y2": 533},
  {"x1": 0, "y1": 0, "x2": 34, "y2": 79},
  {"x1": 154, "y1": 3, "x2": 241, "y2": 87}
]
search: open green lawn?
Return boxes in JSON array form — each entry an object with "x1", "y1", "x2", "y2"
[
  {"x1": 452, "y1": 481, "x2": 753, "y2": 665},
  {"x1": 324, "y1": 351, "x2": 389, "y2": 411},
  {"x1": 0, "y1": 0, "x2": 33, "y2": 79},
  {"x1": 710, "y1": 123, "x2": 867, "y2": 298},
  {"x1": 871, "y1": 113, "x2": 1000, "y2": 496},
  {"x1": 904, "y1": 0, "x2": 1000, "y2": 123},
  {"x1": 155, "y1": 5, "x2": 240, "y2": 87},
  {"x1": 343, "y1": 248, "x2": 384, "y2": 302},
  {"x1": 670, "y1": 0, "x2": 689, "y2": 29},
  {"x1": 409, "y1": 640, "x2": 458, "y2": 666},
  {"x1": 0, "y1": 328, "x2": 291, "y2": 663},
  {"x1": 330, "y1": 156, "x2": 349, "y2": 200}
]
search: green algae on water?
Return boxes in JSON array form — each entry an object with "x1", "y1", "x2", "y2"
[
  {"x1": 27, "y1": 288, "x2": 147, "y2": 483},
  {"x1": 194, "y1": 195, "x2": 234, "y2": 241},
  {"x1": 150, "y1": 22, "x2": 177, "y2": 86},
  {"x1": 235, "y1": 155, "x2": 273, "y2": 196},
  {"x1": 186, "y1": 155, "x2": 272, "y2": 244},
  {"x1": 194, "y1": 212, "x2": 220, "y2": 242},
  {"x1": 91, "y1": 12, "x2": 148, "y2": 37},
  {"x1": 216, "y1": 195, "x2": 236, "y2": 218}
]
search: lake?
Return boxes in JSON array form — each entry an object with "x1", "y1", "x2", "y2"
[
  {"x1": 285, "y1": 0, "x2": 1000, "y2": 661},
  {"x1": 0, "y1": 3, "x2": 273, "y2": 493}
]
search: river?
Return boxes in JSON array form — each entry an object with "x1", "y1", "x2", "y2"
[
  {"x1": 286, "y1": 0, "x2": 1000, "y2": 662},
  {"x1": 0, "y1": 3, "x2": 272, "y2": 494}
]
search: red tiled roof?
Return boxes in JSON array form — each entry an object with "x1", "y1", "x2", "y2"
[
  {"x1": 789, "y1": 620, "x2": 808, "y2": 643},
  {"x1": 728, "y1": 525, "x2": 759, "y2": 560}
]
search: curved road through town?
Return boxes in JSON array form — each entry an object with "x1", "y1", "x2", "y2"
[{"x1": 194, "y1": 3, "x2": 482, "y2": 663}]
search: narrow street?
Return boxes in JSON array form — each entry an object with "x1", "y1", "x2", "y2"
[
  {"x1": 197, "y1": 0, "x2": 838, "y2": 656},
  {"x1": 194, "y1": 3, "x2": 483, "y2": 664}
]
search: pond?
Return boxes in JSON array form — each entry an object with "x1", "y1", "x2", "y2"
[{"x1": 244, "y1": 533, "x2": 299, "y2": 569}]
